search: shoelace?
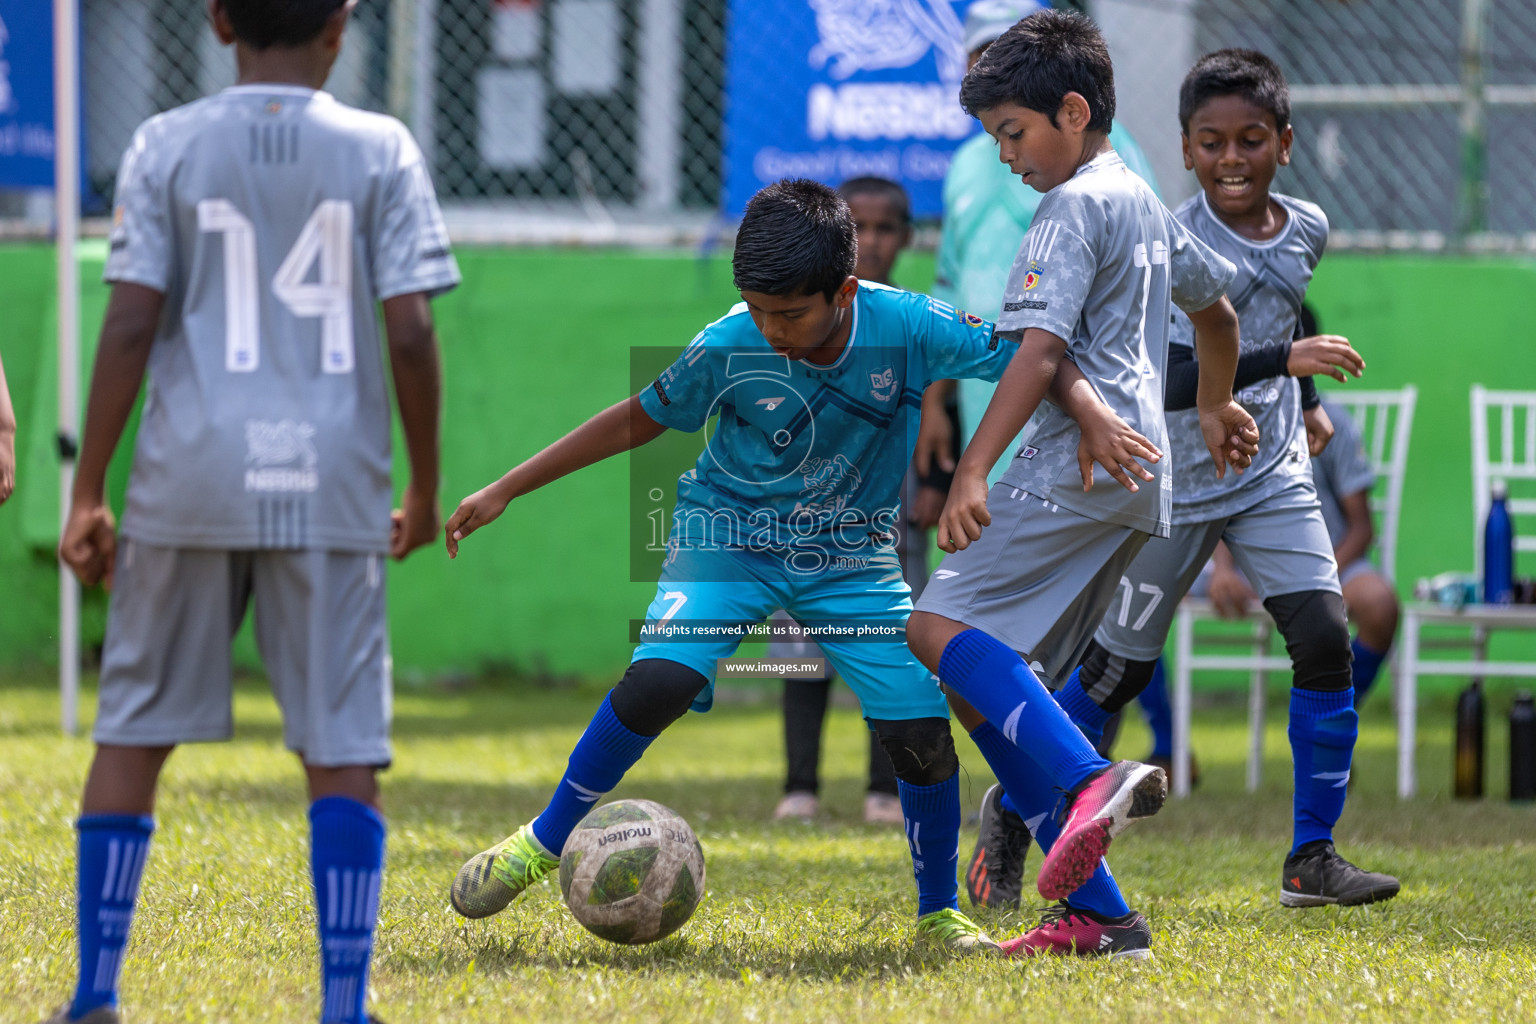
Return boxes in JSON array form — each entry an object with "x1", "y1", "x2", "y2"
[
  {"x1": 497, "y1": 834, "x2": 557, "y2": 886},
  {"x1": 1034, "y1": 901, "x2": 1078, "y2": 930},
  {"x1": 998, "y1": 819, "x2": 1030, "y2": 876}
]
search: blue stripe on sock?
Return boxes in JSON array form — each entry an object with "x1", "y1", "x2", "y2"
[
  {"x1": 532, "y1": 694, "x2": 655, "y2": 855},
  {"x1": 938, "y1": 629, "x2": 1108, "y2": 790},
  {"x1": 1288, "y1": 687, "x2": 1357, "y2": 854},
  {"x1": 70, "y1": 814, "x2": 154, "y2": 1021},
  {"x1": 897, "y1": 776, "x2": 961, "y2": 917},
  {"x1": 310, "y1": 796, "x2": 385, "y2": 1024},
  {"x1": 967, "y1": 723, "x2": 1129, "y2": 919}
]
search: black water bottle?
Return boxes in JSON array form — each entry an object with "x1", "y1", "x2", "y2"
[
  {"x1": 1510, "y1": 691, "x2": 1536, "y2": 802},
  {"x1": 1454, "y1": 681, "x2": 1485, "y2": 799}
]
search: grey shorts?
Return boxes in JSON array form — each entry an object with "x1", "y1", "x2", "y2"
[
  {"x1": 1095, "y1": 484, "x2": 1341, "y2": 660},
  {"x1": 95, "y1": 540, "x2": 392, "y2": 766},
  {"x1": 1338, "y1": 557, "x2": 1382, "y2": 588},
  {"x1": 914, "y1": 485, "x2": 1149, "y2": 683}
]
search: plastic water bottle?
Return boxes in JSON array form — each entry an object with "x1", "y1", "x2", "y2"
[
  {"x1": 1511, "y1": 691, "x2": 1535, "y2": 802},
  {"x1": 1484, "y1": 480, "x2": 1514, "y2": 605},
  {"x1": 1454, "y1": 680, "x2": 1485, "y2": 799}
]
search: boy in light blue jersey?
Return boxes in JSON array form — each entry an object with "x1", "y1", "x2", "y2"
[
  {"x1": 48, "y1": 3, "x2": 457, "y2": 1022},
  {"x1": 444, "y1": 178, "x2": 1158, "y2": 953},
  {"x1": 1056, "y1": 50, "x2": 1400, "y2": 911},
  {"x1": 906, "y1": 10, "x2": 1259, "y2": 959}
]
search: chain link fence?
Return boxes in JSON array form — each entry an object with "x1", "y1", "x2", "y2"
[{"x1": 8, "y1": 1, "x2": 1535, "y2": 248}]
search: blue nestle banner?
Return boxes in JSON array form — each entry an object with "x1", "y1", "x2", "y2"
[
  {"x1": 0, "y1": 2, "x2": 58, "y2": 189},
  {"x1": 724, "y1": 1, "x2": 1036, "y2": 218}
]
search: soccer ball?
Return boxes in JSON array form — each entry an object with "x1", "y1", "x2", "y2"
[{"x1": 559, "y1": 799, "x2": 706, "y2": 945}]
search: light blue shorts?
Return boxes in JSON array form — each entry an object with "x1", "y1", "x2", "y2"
[{"x1": 631, "y1": 543, "x2": 946, "y2": 722}]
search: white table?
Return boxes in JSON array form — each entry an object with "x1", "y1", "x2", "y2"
[{"x1": 1394, "y1": 602, "x2": 1536, "y2": 798}]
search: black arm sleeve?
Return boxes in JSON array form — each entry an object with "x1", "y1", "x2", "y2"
[
  {"x1": 1163, "y1": 339, "x2": 1293, "y2": 411},
  {"x1": 1298, "y1": 375, "x2": 1321, "y2": 410}
]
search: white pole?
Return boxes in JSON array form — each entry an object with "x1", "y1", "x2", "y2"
[{"x1": 55, "y1": 0, "x2": 81, "y2": 736}]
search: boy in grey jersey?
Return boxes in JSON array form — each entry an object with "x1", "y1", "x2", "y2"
[
  {"x1": 905, "y1": 10, "x2": 1259, "y2": 959},
  {"x1": 1054, "y1": 50, "x2": 1400, "y2": 911},
  {"x1": 50, "y1": 3, "x2": 457, "y2": 1022}
]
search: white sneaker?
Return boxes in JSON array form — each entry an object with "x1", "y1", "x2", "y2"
[
  {"x1": 773, "y1": 791, "x2": 820, "y2": 822},
  {"x1": 863, "y1": 791, "x2": 904, "y2": 825}
]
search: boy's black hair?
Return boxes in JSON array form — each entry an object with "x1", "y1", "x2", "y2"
[
  {"x1": 1179, "y1": 49, "x2": 1291, "y2": 133},
  {"x1": 838, "y1": 177, "x2": 912, "y2": 225},
  {"x1": 734, "y1": 179, "x2": 856, "y2": 301},
  {"x1": 222, "y1": 0, "x2": 348, "y2": 49},
  {"x1": 959, "y1": 9, "x2": 1114, "y2": 133}
]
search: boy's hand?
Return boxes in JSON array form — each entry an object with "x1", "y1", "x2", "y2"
[
  {"x1": 1208, "y1": 562, "x2": 1258, "y2": 619},
  {"x1": 1075, "y1": 404, "x2": 1161, "y2": 493},
  {"x1": 936, "y1": 468, "x2": 990, "y2": 554},
  {"x1": 1302, "y1": 404, "x2": 1335, "y2": 456},
  {"x1": 391, "y1": 482, "x2": 440, "y2": 560},
  {"x1": 444, "y1": 481, "x2": 514, "y2": 558},
  {"x1": 1288, "y1": 335, "x2": 1364, "y2": 383},
  {"x1": 1199, "y1": 400, "x2": 1260, "y2": 479},
  {"x1": 59, "y1": 501, "x2": 118, "y2": 588}
]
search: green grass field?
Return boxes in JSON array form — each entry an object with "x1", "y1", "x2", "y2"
[{"x1": 2, "y1": 672, "x2": 1533, "y2": 1023}]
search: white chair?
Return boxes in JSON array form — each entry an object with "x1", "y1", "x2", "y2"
[
  {"x1": 1169, "y1": 387, "x2": 1417, "y2": 797},
  {"x1": 1393, "y1": 387, "x2": 1536, "y2": 798}
]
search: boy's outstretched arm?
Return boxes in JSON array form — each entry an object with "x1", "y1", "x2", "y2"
[
  {"x1": 445, "y1": 394, "x2": 667, "y2": 557},
  {"x1": 938, "y1": 327, "x2": 1064, "y2": 553},
  {"x1": 1187, "y1": 295, "x2": 1260, "y2": 478},
  {"x1": 59, "y1": 283, "x2": 164, "y2": 588},
  {"x1": 0, "y1": 347, "x2": 15, "y2": 505},
  {"x1": 382, "y1": 292, "x2": 444, "y2": 560}
]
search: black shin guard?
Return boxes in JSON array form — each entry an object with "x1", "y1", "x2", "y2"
[
  {"x1": 1077, "y1": 640, "x2": 1161, "y2": 714},
  {"x1": 869, "y1": 717, "x2": 959, "y2": 786},
  {"x1": 607, "y1": 658, "x2": 712, "y2": 736},
  {"x1": 1264, "y1": 590, "x2": 1353, "y2": 692}
]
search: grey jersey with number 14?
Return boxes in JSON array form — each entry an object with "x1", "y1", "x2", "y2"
[
  {"x1": 1164, "y1": 191, "x2": 1328, "y2": 525},
  {"x1": 993, "y1": 151, "x2": 1235, "y2": 538},
  {"x1": 105, "y1": 85, "x2": 460, "y2": 553}
]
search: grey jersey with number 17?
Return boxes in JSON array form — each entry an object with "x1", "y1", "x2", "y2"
[
  {"x1": 1164, "y1": 191, "x2": 1327, "y2": 525},
  {"x1": 993, "y1": 151, "x2": 1236, "y2": 538},
  {"x1": 105, "y1": 85, "x2": 460, "y2": 553}
]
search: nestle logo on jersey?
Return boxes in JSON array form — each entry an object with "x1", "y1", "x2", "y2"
[
  {"x1": 244, "y1": 419, "x2": 319, "y2": 493},
  {"x1": 1003, "y1": 299, "x2": 1048, "y2": 312}
]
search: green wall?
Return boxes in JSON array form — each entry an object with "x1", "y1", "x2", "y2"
[{"x1": 1, "y1": 246, "x2": 1533, "y2": 682}]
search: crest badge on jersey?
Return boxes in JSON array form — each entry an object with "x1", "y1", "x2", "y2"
[
  {"x1": 1022, "y1": 261, "x2": 1044, "y2": 291},
  {"x1": 868, "y1": 365, "x2": 898, "y2": 403},
  {"x1": 960, "y1": 311, "x2": 985, "y2": 328}
]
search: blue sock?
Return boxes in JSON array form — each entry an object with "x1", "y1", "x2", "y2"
[
  {"x1": 938, "y1": 630, "x2": 1108, "y2": 790},
  {"x1": 1350, "y1": 638, "x2": 1389, "y2": 708},
  {"x1": 1288, "y1": 688, "x2": 1358, "y2": 854},
  {"x1": 70, "y1": 815, "x2": 154, "y2": 1020},
  {"x1": 1137, "y1": 658, "x2": 1174, "y2": 759},
  {"x1": 968, "y1": 722, "x2": 1130, "y2": 919},
  {"x1": 531, "y1": 694, "x2": 655, "y2": 855},
  {"x1": 898, "y1": 776, "x2": 961, "y2": 916},
  {"x1": 1054, "y1": 671, "x2": 1113, "y2": 750},
  {"x1": 310, "y1": 796, "x2": 385, "y2": 1024}
]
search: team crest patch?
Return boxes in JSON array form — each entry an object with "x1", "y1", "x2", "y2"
[
  {"x1": 961, "y1": 311, "x2": 985, "y2": 328},
  {"x1": 1021, "y1": 445, "x2": 1039, "y2": 459},
  {"x1": 868, "y1": 366, "x2": 898, "y2": 403},
  {"x1": 1022, "y1": 261, "x2": 1043, "y2": 290}
]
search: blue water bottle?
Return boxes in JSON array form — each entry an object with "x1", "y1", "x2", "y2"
[{"x1": 1484, "y1": 479, "x2": 1514, "y2": 605}]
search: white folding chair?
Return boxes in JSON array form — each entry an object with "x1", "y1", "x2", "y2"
[
  {"x1": 1170, "y1": 387, "x2": 1417, "y2": 797},
  {"x1": 1471, "y1": 386, "x2": 1536, "y2": 573}
]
